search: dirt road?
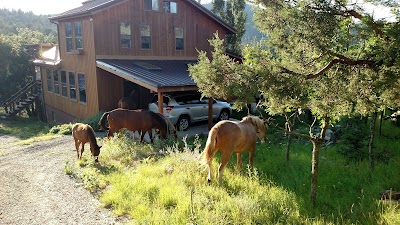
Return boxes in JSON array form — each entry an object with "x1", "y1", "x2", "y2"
[{"x1": 0, "y1": 134, "x2": 122, "y2": 225}]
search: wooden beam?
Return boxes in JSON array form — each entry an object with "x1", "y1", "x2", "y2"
[{"x1": 158, "y1": 91, "x2": 164, "y2": 114}]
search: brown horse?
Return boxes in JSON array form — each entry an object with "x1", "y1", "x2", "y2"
[
  {"x1": 98, "y1": 109, "x2": 167, "y2": 143},
  {"x1": 118, "y1": 90, "x2": 137, "y2": 109},
  {"x1": 72, "y1": 123, "x2": 101, "y2": 162},
  {"x1": 198, "y1": 115, "x2": 267, "y2": 183}
]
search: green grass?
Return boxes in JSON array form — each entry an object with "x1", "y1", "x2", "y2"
[
  {"x1": 0, "y1": 116, "x2": 51, "y2": 139},
  {"x1": 67, "y1": 118, "x2": 400, "y2": 225}
]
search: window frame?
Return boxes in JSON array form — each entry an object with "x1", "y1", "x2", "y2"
[
  {"x1": 68, "y1": 71, "x2": 77, "y2": 101},
  {"x1": 140, "y1": 24, "x2": 151, "y2": 49},
  {"x1": 77, "y1": 73, "x2": 87, "y2": 104},
  {"x1": 65, "y1": 22, "x2": 73, "y2": 53},
  {"x1": 53, "y1": 70, "x2": 60, "y2": 95},
  {"x1": 74, "y1": 21, "x2": 83, "y2": 50},
  {"x1": 163, "y1": 1, "x2": 177, "y2": 13},
  {"x1": 175, "y1": 27, "x2": 184, "y2": 50},
  {"x1": 61, "y1": 71, "x2": 68, "y2": 98},
  {"x1": 144, "y1": 0, "x2": 159, "y2": 11},
  {"x1": 120, "y1": 22, "x2": 132, "y2": 48},
  {"x1": 46, "y1": 68, "x2": 53, "y2": 92}
]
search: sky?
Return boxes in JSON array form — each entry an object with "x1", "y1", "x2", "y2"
[{"x1": 0, "y1": 0, "x2": 395, "y2": 20}]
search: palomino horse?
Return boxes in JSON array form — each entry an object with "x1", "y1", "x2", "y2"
[
  {"x1": 72, "y1": 123, "x2": 102, "y2": 162},
  {"x1": 199, "y1": 115, "x2": 267, "y2": 183},
  {"x1": 98, "y1": 109, "x2": 168, "y2": 143}
]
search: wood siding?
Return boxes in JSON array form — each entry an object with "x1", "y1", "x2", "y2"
[
  {"x1": 42, "y1": 18, "x2": 99, "y2": 120},
  {"x1": 93, "y1": 0, "x2": 227, "y2": 58},
  {"x1": 44, "y1": 0, "x2": 231, "y2": 121}
]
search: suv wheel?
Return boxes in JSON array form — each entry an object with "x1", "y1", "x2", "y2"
[
  {"x1": 177, "y1": 115, "x2": 190, "y2": 131},
  {"x1": 218, "y1": 109, "x2": 230, "y2": 121}
]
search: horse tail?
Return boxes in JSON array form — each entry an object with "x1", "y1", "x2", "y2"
[
  {"x1": 199, "y1": 126, "x2": 218, "y2": 167},
  {"x1": 98, "y1": 112, "x2": 109, "y2": 131}
]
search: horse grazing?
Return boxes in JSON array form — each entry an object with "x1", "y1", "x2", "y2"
[
  {"x1": 156, "y1": 112, "x2": 178, "y2": 141},
  {"x1": 199, "y1": 115, "x2": 267, "y2": 183},
  {"x1": 98, "y1": 109, "x2": 167, "y2": 143},
  {"x1": 118, "y1": 90, "x2": 137, "y2": 109},
  {"x1": 72, "y1": 123, "x2": 102, "y2": 162}
]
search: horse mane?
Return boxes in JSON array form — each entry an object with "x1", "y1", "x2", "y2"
[
  {"x1": 87, "y1": 125, "x2": 98, "y2": 147},
  {"x1": 150, "y1": 111, "x2": 167, "y2": 131},
  {"x1": 242, "y1": 115, "x2": 264, "y2": 129}
]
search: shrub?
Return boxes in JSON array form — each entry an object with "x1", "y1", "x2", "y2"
[
  {"x1": 81, "y1": 111, "x2": 105, "y2": 132},
  {"x1": 49, "y1": 123, "x2": 73, "y2": 135}
]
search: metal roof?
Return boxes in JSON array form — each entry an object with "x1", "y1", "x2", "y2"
[
  {"x1": 96, "y1": 59, "x2": 198, "y2": 91},
  {"x1": 49, "y1": 0, "x2": 236, "y2": 34}
]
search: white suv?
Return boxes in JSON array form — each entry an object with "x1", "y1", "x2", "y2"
[{"x1": 148, "y1": 92, "x2": 232, "y2": 130}]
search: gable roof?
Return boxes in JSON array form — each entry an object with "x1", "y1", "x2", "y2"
[{"x1": 49, "y1": 0, "x2": 236, "y2": 34}]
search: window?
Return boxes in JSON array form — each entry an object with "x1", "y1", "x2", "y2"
[
  {"x1": 163, "y1": 1, "x2": 177, "y2": 13},
  {"x1": 74, "y1": 21, "x2": 83, "y2": 49},
  {"x1": 53, "y1": 70, "x2": 60, "y2": 95},
  {"x1": 65, "y1": 22, "x2": 73, "y2": 52},
  {"x1": 120, "y1": 22, "x2": 131, "y2": 48},
  {"x1": 144, "y1": 0, "x2": 159, "y2": 11},
  {"x1": 78, "y1": 73, "x2": 86, "y2": 103},
  {"x1": 175, "y1": 27, "x2": 184, "y2": 50},
  {"x1": 46, "y1": 69, "x2": 52, "y2": 92},
  {"x1": 140, "y1": 25, "x2": 151, "y2": 49},
  {"x1": 69, "y1": 72, "x2": 76, "y2": 100},
  {"x1": 61, "y1": 71, "x2": 67, "y2": 97}
]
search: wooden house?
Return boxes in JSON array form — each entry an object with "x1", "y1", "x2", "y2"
[{"x1": 34, "y1": 0, "x2": 235, "y2": 123}]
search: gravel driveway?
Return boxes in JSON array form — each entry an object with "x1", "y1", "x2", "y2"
[{"x1": 0, "y1": 134, "x2": 123, "y2": 225}]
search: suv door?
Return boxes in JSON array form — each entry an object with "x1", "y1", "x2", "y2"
[{"x1": 175, "y1": 94, "x2": 207, "y2": 122}]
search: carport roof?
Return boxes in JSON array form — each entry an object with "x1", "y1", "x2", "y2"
[{"x1": 96, "y1": 59, "x2": 198, "y2": 92}]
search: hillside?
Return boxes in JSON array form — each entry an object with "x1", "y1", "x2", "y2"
[
  {"x1": 202, "y1": 3, "x2": 265, "y2": 43},
  {"x1": 0, "y1": 9, "x2": 56, "y2": 36}
]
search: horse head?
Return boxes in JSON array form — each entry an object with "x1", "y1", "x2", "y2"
[
  {"x1": 92, "y1": 145, "x2": 102, "y2": 162},
  {"x1": 249, "y1": 116, "x2": 267, "y2": 143}
]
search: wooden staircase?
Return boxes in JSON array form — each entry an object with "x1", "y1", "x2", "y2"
[{"x1": 1, "y1": 80, "x2": 42, "y2": 119}]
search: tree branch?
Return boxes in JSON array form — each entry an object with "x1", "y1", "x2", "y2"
[{"x1": 281, "y1": 56, "x2": 375, "y2": 79}]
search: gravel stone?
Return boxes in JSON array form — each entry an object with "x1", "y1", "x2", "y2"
[{"x1": 0, "y1": 134, "x2": 124, "y2": 225}]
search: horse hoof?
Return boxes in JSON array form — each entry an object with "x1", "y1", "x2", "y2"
[{"x1": 207, "y1": 179, "x2": 211, "y2": 184}]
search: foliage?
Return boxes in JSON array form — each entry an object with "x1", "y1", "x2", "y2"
[
  {"x1": 210, "y1": 0, "x2": 247, "y2": 54},
  {"x1": 49, "y1": 123, "x2": 73, "y2": 135},
  {"x1": 0, "y1": 9, "x2": 57, "y2": 36},
  {"x1": 81, "y1": 111, "x2": 105, "y2": 132}
]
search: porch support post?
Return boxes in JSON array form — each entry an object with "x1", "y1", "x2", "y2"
[
  {"x1": 158, "y1": 91, "x2": 164, "y2": 114},
  {"x1": 208, "y1": 97, "x2": 213, "y2": 131}
]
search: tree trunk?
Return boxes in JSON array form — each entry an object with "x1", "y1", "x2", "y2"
[
  {"x1": 379, "y1": 110, "x2": 384, "y2": 137},
  {"x1": 310, "y1": 117, "x2": 329, "y2": 207},
  {"x1": 369, "y1": 112, "x2": 377, "y2": 170},
  {"x1": 286, "y1": 116, "x2": 296, "y2": 162},
  {"x1": 286, "y1": 134, "x2": 292, "y2": 162},
  {"x1": 310, "y1": 139, "x2": 322, "y2": 207}
]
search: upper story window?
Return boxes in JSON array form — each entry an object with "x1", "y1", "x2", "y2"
[
  {"x1": 65, "y1": 23, "x2": 73, "y2": 52},
  {"x1": 163, "y1": 1, "x2": 177, "y2": 13},
  {"x1": 140, "y1": 25, "x2": 151, "y2": 49},
  {"x1": 74, "y1": 21, "x2": 83, "y2": 49},
  {"x1": 175, "y1": 27, "x2": 184, "y2": 50},
  {"x1": 144, "y1": 0, "x2": 159, "y2": 11},
  {"x1": 61, "y1": 71, "x2": 68, "y2": 97},
  {"x1": 120, "y1": 22, "x2": 132, "y2": 48},
  {"x1": 69, "y1": 72, "x2": 77, "y2": 101},
  {"x1": 53, "y1": 70, "x2": 60, "y2": 95}
]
